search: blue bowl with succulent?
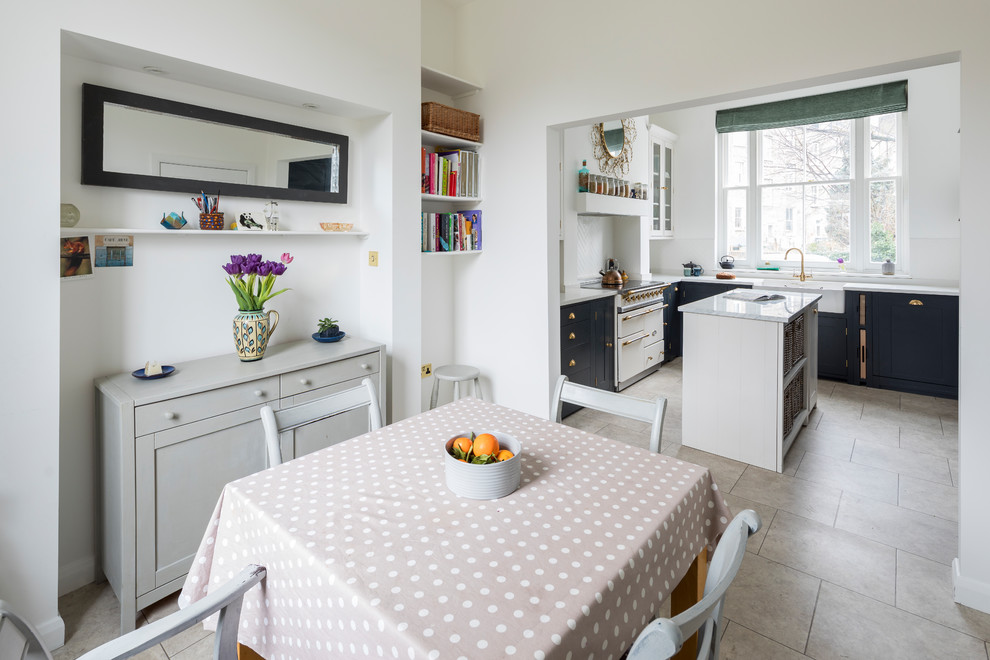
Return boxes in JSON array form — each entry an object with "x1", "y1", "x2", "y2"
[
  {"x1": 313, "y1": 317, "x2": 345, "y2": 343},
  {"x1": 161, "y1": 212, "x2": 187, "y2": 230}
]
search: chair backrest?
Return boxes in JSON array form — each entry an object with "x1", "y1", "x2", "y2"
[
  {"x1": 260, "y1": 377, "x2": 382, "y2": 466},
  {"x1": 0, "y1": 601, "x2": 53, "y2": 660},
  {"x1": 2, "y1": 564, "x2": 266, "y2": 660},
  {"x1": 551, "y1": 375, "x2": 668, "y2": 453},
  {"x1": 627, "y1": 510, "x2": 762, "y2": 660}
]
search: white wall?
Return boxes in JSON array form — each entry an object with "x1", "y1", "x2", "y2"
[
  {"x1": 450, "y1": 0, "x2": 990, "y2": 613},
  {"x1": 1, "y1": 0, "x2": 421, "y2": 646},
  {"x1": 648, "y1": 63, "x2": 961, "y2": 283}
]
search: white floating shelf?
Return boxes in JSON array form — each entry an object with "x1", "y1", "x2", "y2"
[
  {"x1": 421, "y1": 194, "x2": 482, "y2": 204},
  {"x1": 575, "y1": 193, "x2": 650, "y2": 218},
  {"x1": 421, "y1": 66, "x2": 482, "y2": 98},
  {"x1": 61, "y1": 227, "x2": 369, "y2": 238},
  {"x1": 421, "y1": 251, "x2": 483, "y2": 256},
  {"x1": 421, "y1": 130, "x2": 482, "y2": 150}
]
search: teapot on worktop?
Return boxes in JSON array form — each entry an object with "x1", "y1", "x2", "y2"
[{"x1": 683, "y1": 261, "x2": 704, "y2": 277}]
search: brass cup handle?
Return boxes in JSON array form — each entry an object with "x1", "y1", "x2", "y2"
[
  {"x1": 568, "y1": 359, "x2": 576, "y2": 367},
  {"x1": 568, "y1": 312, "x2": 576, "y2": 319},
  {"x1": 568, "y1": 332, "x2": 576, "y2": 340},
  {"x1": 909, "y1": 299, "x2": 924, "y2": 306}
]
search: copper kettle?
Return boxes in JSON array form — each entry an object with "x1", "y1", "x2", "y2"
[{"x1": 600, "y1": 258, "x2": 623, "y2": 286}]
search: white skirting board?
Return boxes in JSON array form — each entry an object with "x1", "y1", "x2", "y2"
[
  {"x1": 953, "y1": 558, "x2": 990, "y2": 614},
  {"x1": 36, "y1": 614, "x2": 66, "y2": 651}
]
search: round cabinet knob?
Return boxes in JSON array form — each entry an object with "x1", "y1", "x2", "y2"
[
  {"x1": 299, "y1": 379, "x2": 311, "y2": 386},
  {"x1": 361, "y1": 363, "x2": 371, "y2": 370},
  {"x1": 254, "y1": 390, "x2": 265, "y2": 397},
  {"x1": 164, "y1": 412, "x2": 177, "y2": 420},
  {"x1": 569, "y1": 359, "x2": 576, "y2": 367},
  {"x1": 568, "y1": 332, "x2": 576, "y2": 340}
]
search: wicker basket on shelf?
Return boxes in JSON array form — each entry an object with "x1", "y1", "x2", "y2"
[{"x1": 422, "y1": 102, "x2": 480, "y2": 142}]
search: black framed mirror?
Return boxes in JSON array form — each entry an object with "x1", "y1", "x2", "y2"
[{"x1": 81, "y1": 83, "x2": 349, "y2": 203}]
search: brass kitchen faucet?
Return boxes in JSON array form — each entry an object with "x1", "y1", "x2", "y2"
[{"x1": 785, "y1": 247, "x2": 812, "y2": 282}]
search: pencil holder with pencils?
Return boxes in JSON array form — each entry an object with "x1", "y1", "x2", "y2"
[{"x1": 199, "y1": 212, "x2": 224, "y2": 230}]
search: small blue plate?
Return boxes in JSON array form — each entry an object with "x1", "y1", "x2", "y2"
[
  {"x1": 312, "y1": 331, "x2": 346, "y2": 343},
  {"x1": 132, "y1": 365, "x2": 176, "y2": 379}
]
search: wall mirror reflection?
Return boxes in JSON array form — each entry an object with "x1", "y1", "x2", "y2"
[{"x1": 82, "y1": 83, "x2": 349, "y2": 203}]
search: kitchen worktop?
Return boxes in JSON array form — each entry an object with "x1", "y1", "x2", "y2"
[
  {"x1": 560, "y1": 286, "x2": 619, "y2": 306},
  {"x1": 653, "y1": 271, "x2": 959, "y2": 296},
  {"x1": 679, "y1": 288, "x2": 822, "y2": 324}
]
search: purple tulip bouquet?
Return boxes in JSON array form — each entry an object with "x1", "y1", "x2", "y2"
[{"x1": 222, "y1": 253, "x2": 293, "y2": 311}]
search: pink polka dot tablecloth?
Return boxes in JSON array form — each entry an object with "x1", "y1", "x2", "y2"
[{"x1": 179, "y1": 398, "x2": 731, "y2": 660}]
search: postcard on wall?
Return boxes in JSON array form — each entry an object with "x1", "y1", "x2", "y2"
[
  {"x1": 94, "y1": 234, "x2": 134, "y2": 267},
  {"x1": 60, "y1": 235, "x2": 94, "y2": 280}
]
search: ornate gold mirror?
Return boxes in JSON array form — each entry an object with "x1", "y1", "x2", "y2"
[{"x1": 591, "y1": 118, "x2": 636, "y2": 176}]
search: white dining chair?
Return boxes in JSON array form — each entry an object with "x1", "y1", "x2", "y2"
[
  {"x1": 626, "y1": 509, "x2": 761, "y2": 660},
  {"x1": 260, "y1": 377, "x2": 382, "y2": 466},
  {"x1": 550, "y1": 375, "x2": 668, "y2": 453},
  {"x1": 1, "y1": 564, "x2": 266, "y2": 660}
]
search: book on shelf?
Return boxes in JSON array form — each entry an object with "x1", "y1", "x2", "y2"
[
  {"x1": 421, "y1": 210, "x2": 482, "y2": 253},
  {"x1": 421, "y1": 147, "x2": 479, "y2": 198}
]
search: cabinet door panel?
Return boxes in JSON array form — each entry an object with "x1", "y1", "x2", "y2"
[
  {"x1": 817, "y1": 313, "x2": 847, "y2": 379},
  {"x1": 871, "y1": 293, "x2": 958, "y2": 391},
  {"x1": 136, "y1": 405, "x2": 267, "y2": 594}
]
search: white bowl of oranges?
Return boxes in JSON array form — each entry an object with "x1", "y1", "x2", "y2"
[{"x1": 444, "y1": 431, "x2": 521, "y2": 500}]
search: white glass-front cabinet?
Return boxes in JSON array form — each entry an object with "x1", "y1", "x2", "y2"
[{"x1": 650, "y1": 125, "x2": 677, "y2": 239}]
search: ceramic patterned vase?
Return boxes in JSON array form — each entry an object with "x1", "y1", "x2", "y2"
[{"x1": 232, "y1": 309, "x2": 279, "y2": 362}]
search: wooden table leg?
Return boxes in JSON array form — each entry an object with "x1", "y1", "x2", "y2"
[
  {"x1": 670, "y1": 546, "x2": 708, "y2": 660},
  {"x1": 238, "y1": 644, "x2": 265, "y2": 660}
]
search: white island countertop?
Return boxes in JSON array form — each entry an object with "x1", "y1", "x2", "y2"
[{"x1": 679, "y1": 287, "x2": 822, "y2": 324}]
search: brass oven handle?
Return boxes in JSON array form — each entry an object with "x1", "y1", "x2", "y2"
[
  {"x1": 568, "y1": 312, "x2": 576, "y2": 319},
  {"x1": 621, "y1": 304, "x2": 666, "y2": 321},
  {"x1": 568, "y1": 359, "x2": 576, "y2": 367},
  {"x1": 568, "y1": 332, "x2": 576, "y2": 340},
  {"x1": 909, "y1": 299, "x2": 924, "y2": 306}
]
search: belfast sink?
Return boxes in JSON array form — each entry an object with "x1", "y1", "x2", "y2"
[{"x1": 754, "y1": 280, "x2": 845, "y2": 313}]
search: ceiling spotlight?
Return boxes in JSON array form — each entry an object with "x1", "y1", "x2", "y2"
[{"x1": 142, "y1": 66, "x2": 167, "y2": 75}]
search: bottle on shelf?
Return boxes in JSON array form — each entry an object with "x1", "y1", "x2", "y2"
[{"x1": 578, "y1": 160, "x2": 589, "y2": 193}]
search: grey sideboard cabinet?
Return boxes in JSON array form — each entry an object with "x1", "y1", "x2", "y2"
[{"x1": 96, "y1": 337, "x2": 386, "y2": 633}]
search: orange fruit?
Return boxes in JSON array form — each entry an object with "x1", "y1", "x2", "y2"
[
  {"x1": 495, "y1": 449, "x2": 514, "y2": 461},
  {"x1": 453, "y1": 436, "x2": 473, "y2": 455},
  {"x1": 472, "y1": 433, "x2": 499, "y2": 457}
]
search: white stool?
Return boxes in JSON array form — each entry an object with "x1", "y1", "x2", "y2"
[{"x1": 430, "y1": 364, "x2": 484, "y2": 409}]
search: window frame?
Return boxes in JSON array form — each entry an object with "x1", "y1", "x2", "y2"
[{"x1": 717, "y1": 113, "x2": 907, "y2": 274}]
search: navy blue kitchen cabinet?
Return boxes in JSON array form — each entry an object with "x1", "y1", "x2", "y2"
[
  {"x1": 817, "y1": 312, "x2": 848, "y2": 380},
  {"x1": 560, "y1": 296, "x2": 614, "y2": 417},
  {"x1": 845, "y1": 290, "x2": 958, "y2": 398},
  {"x1": 662, "y1": 284, "x2": 679, "y2": 361}
]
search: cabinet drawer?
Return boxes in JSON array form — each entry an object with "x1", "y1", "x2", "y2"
[
  {"x1": 560, "y1": 321, "x2": 592, "y2": 350},
  {"x1": 280, "y1": 351, "x2": 380, "y2": 398},
  {"x1": 135, "y1": 376, "x2": 279, "y2": 436},
  {"x1": 562, "y1": 344, "x2": 592, "y2": 377},
  {"x1": 645, "y1": 338, "x2": 664, "y2": 368},
  {"x1": 561, "y1": 304, "x2": 592, "y2": 326}
]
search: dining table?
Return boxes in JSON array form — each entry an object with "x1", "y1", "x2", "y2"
[{"x1": 179, "y1": 397, "x2": 732, "y2": 660}]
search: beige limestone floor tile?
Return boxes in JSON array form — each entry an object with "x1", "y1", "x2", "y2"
[
  {"x1": 790, "y1": 427, "x2": 855, "y2": 461},
  {"x1": 721, "y1": 492, "x2": 777, "y2": 553},
  {"x1": 834, "y1": 493, "x2": 957, "y2": 565},
  {"x1": 852, "y1": 439, "x2": 952, "y2": 485},
  {"x1": 583, "y1": 406, "x2": 652, "y2": 433},
  {"x1": 896, "y1": 550, "x2": 990, "y2": 642},
  {"x1": 794, "y1": 451, "x2": 898, "y2": 504},
  {"x1": 813, "y1": 397, "x2": 864, "y2": 421},
  {"x1": 899, "y1": 426, "x2": 958, "y2": 460},
  {"x1": 662, "y1": 444, "x2": 748, "y2": 492},
  {"x1": 759, "y1": 510, "x2": 896, "y2": 605},
  {"x1": 781, "y1": 447, "x2": 804, "y2": 476},
  {"x1": 806, "y1": 406, "x2": 823, "y2": 429},
  {"x1": 900, "y1": 392, "x2": 958, "y2": 417},
  {"x1": 169, "y1": 633, "x2": 217, "y2": 660},
  {"x1": 943, "y1": 418, "x2": 960, "y2": 436},
  {"x1": 52, "y1": 582, "x2": 167, "y2": 660},
  {"x1": 722, "y1": 553, "x2": 820, "y2": 652},
  {"x1": 817, "y1": 379, "x2": 836, "y2": 397},
  {"x1": 729, "y1": 466, "x2": 842, "y2": 526},
  {"x1": 560, "y1": 408, "x2": 608, "y2": 435},
  {"x1": 719, "y1": 621, "x2": 808, "y2": 660},
  {"x1": 806, "y1": 582, "x2": 987, "y2": 660},
  {"x1": 949, "y1": 455, "x2": 959, "y2": 486},
  {"x1": 862, "y1": 402, "x2": 943, "y2": 432},
  {"x1": 815, "y1": 415, "x2": 899, "y2": 446},
  {"x1": 898, "y1": 474, "x2": 958, "y2": 522}
]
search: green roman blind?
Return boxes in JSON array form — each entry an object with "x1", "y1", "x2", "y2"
[{"x1": 715, "y1": 80, "x2": 907, "y2": 133}]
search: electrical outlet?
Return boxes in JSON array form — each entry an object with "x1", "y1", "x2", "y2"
[
  {"x1": 368, "y1": 251, "x2": 379, "y2": 267},
  {"x1": 421, "y1": 363, "x2": 432, "y2": 378}
]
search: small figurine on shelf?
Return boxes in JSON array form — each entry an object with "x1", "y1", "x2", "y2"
[
  {"x1": 239, "y1": 212, "x2": 264, "y2": 231},
  {"x1": 161, "y1": 212, "x2": 187, "y2": 230},
  {"x1": 263, "y1": 201, "x2": 279, "y2": 231}
]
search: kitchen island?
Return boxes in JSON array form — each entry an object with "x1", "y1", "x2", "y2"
[{"x1": 680, "y1": 288, "x2": 821, "y2": 472}]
